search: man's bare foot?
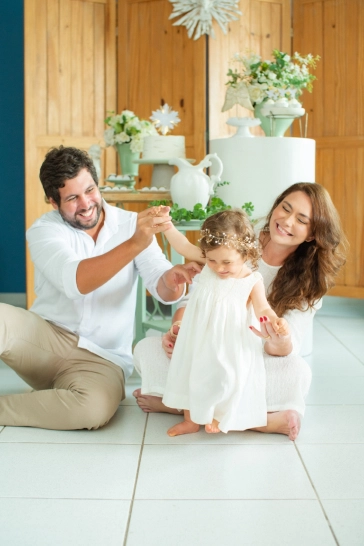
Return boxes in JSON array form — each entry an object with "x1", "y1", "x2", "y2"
[
  {"x1": 132, "y1": 389, "x2": 182, "y2": 415},
  {"x1": 251, "y1": 410, "x2": 301, "y2": 441},
  {"x1": 205, "y1": 419, "x2": 220, "y2": 434},
  {"x1": 167, "y1": 420, "x2": 200, "y2": 437}
]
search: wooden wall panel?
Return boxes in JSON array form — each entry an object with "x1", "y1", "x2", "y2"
[
  {"x1": 294, "y1": 0, "x2": 364, "y2": 297},
  {"x1": 24, "y1": 0, "x2": 117, "y2": 306},
  {"x1": 118, "y1": 0, "x2": 206, "y2": 192},
  {"x1": 208, "y1": 0, "x2": 291, "y2": 140}
]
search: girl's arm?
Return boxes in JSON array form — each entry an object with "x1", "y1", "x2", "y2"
[
  {"x1": 250, "y1": 280, "x2": 290, "y2": 339},
  {"x1": 249, "y1": 279, "x2": 293, "y2": 355},
  {"x1": 250, "y1": 280, "x2": 280, "y2": 324},
  {"x1": 164, "y1": 223, "x2": 206, "y2": 263}
]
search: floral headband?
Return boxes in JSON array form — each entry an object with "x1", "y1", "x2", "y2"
[{"x1": 198, "y1": 229, "x2": 257, "y2": 250}]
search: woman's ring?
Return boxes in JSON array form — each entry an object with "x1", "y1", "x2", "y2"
[{"x1": 264, "y1": 335, "x2": 271, "y2": 340}]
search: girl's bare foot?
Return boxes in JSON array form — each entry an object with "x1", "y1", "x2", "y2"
[
  {"x1": 167, "y1": 420, "x2": 200, "y2": 437},
  {"x1": 132, "y1": 389, "x2": 182, "y2": 415},
  {"x1": 251, "y1": 410, "x2": 301, "y2": 441},
  {"x1": 205, "y1": 419, "x2": 220, "y2": 434}
]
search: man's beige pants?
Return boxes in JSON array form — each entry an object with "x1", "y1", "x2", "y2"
[{"x1": 0, "y1": 304, "x2": 125, "y2": 430}]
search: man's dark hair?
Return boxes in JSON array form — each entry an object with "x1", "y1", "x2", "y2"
[{"x1": 39, "y1": 146, "x2": 98, "y2": 206}]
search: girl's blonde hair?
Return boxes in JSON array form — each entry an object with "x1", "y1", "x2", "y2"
[{"x1": 199, "y1": 209, "x2": 261, "y2": 269}]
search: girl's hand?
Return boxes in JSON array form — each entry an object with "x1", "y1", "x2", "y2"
[
  {"x1": 249, "y1": 316, "x2": 292, "y2": 357},
  {"x1": 274, "y1": 317, "x2": 290, "y2": 336}
]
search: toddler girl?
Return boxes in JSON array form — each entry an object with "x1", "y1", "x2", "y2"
[{"x1": 161, "y1": 209, "x2": 289, "y2": 436}]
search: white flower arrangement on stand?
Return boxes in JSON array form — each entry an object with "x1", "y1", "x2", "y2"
[
  {"x1": 104, "y1": 110, "x2": 157, "y2": 153},
  {"x1": 104, "y1": 110, "x2": 157, "y2": 184},
  {"x1": 224, "y1": 49, "x2": 320, "y2": 109},
  {"x1": 222, "y1": 49, "x2": 320, "y2": 137}
]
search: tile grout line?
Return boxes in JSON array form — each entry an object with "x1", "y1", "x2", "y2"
[
  {"x1": 122, "y1": 413, "x2": 149, "y2": 546},
  {"x1": 294, "y1": 443, "x2": 340, "y2": 546},
  {"x1": 315, "y1": 318, "x2": 364, "y2": 367}
]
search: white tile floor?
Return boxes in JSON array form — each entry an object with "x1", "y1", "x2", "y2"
[{"x1": 0, "y1": 296, "x2": 363, "y2": 545}]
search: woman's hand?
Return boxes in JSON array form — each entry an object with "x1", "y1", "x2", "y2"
[
  {"x1": 249, "y1": 316, "x2": 293, "y2": 357},
  {"x1": 162, "y1": 321, "x2": 181, "y2": 359}
]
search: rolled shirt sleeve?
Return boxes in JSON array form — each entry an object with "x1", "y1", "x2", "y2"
[{"x1": 134, "y1": 235, "x2": 186, "y2": 304}]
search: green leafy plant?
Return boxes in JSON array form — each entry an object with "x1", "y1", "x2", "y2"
[{"x1": 148, "y1": 196, "x2": 254, "y2": 223}]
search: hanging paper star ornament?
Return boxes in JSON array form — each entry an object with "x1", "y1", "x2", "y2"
[
  {"x1": 222, "y1": 81, "x2": 254, "y2": 112},
  {"x1": 169, "y1": 0, "x2": 242, "y2": 41},
  {"x1": 150, "y1": 104, "x2": 181, "y2": 135}
]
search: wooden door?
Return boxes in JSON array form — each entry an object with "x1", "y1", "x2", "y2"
[
  {"x1": 208, "y1": 0, "x2": 291, "y2": 140},
  {"x1": 117, "y1": 0, "x2": 206, "y2": 190},
  {"x1": 24, "y1": 0, "x2": 117, "y2": 307},
  {"x1": 294, "y1": 0, "x2": 364, "y2": 298}
]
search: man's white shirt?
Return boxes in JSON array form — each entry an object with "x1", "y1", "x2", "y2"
[{"x1": 27, "y1": 200, "x2": 180, "y2": 378}]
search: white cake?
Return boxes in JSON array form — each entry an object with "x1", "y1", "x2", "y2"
[{"x1": 142, "y1": 135, "x2": 186, "y2": 160}]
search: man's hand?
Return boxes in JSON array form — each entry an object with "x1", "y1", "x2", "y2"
[
  {"x1": 161, "y1": 262, "x2": 202, "y2": 292},
  {"x1": 157, "y1": 262, "x2": 201, "y2": 301},
  {"x1": 132, "y1": 206, "x2": 173, "y2": 250}
]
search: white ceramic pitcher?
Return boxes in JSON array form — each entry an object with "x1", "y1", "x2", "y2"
[{"x1": 168, "y1": 153, "x2": 223, "y2": 210}]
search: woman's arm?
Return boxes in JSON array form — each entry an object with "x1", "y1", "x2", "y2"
[{"x1": 161, "y1": 306, "x2": 186, "y2": 358}]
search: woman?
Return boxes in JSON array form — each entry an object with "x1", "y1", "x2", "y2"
[{"x1": 133, "y1": 183, "x2": 347, "y2": 440}]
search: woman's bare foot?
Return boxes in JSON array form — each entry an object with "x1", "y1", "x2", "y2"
[
  {"x1": 132, "y1": 389, "x2": 182, "y2": 415},
  {"x1": 167, "y1": 420, "x2": 200, "y2": 437},
  {"x1": 205, "y1": 419, "x2": 220, "y2": 434},
  {"x1": 251, "y1": 410, "x2": 301, "y2": 441}
]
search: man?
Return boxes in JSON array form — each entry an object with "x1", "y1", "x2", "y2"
[{"x1": 0, "y1": 146, "x2": 199, "y2": 430}]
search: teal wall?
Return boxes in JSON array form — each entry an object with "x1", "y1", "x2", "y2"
[{"x1": 0, "y1": 1, "x2": 25, "y2": 292}]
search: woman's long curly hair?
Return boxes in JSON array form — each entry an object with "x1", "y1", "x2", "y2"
[
  {"x1": 200, "y1": 209, "x2": 261, "y2": 269},
  {"x1": 263, "y1": 183, "x2": 347, "y2": 316}
]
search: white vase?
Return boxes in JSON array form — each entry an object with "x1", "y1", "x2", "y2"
[{"x1": 169, "y1": 154, "x2": 223, "y2": 210}]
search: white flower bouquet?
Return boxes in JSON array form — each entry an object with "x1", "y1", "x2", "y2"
[
  {"x1": 104, "y1": 110, "x2": 157, "y2": 153},
  {"x1": 224, "y1": 49, "x2": 320, "y2": 110}
]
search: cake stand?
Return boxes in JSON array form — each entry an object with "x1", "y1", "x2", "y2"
[
  {"x1": 260, "y1": 107, "x2": 306, "y2": 137},
  {"x1": 226, "y1": 117, "x2": 262, "y2": 137},
  {"x1": 105, "y1": 175, "x2": 136, "y2": 190},
  {"x1": 133, "y1": 158, "x2": 195, "y2": 189}
]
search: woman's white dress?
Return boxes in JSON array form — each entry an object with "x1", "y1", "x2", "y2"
[
  {"x1": 162, "y1": 266, "x2": 267, "y2": 433},
  {"x1": 133, "y1": 256, "x2": 318, "y2": 418}
]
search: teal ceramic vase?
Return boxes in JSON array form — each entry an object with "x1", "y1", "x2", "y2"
[
  {"x1": 115, "y1": 142, "x2": 140, "y2": 177},
  {"x1": 254, "y1": 102, "x2": 294, "y2": 137}
]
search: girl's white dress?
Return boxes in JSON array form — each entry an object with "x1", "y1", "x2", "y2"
[{"x1": 162, "y1": 265, "x2": 267, "y2": 433}]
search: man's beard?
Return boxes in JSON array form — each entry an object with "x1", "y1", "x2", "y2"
[{"x1": 59, "y1": 202, "x2": 103, "y2": 231}]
